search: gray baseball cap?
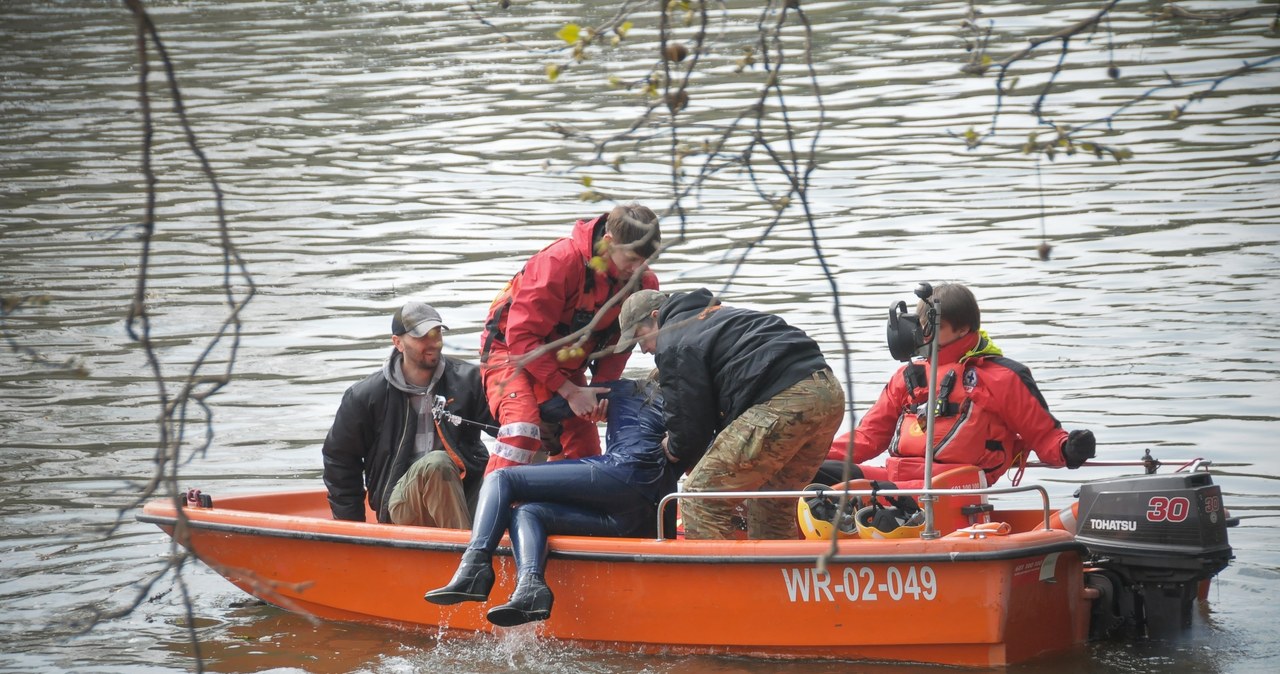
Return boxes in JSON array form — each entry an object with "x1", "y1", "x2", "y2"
[
  {"x1": 617, "y1": 289, "x2": 668, "y2": 348},
  {"x1": 392, "y1": 301, "x2": 447, "y2": 337}
]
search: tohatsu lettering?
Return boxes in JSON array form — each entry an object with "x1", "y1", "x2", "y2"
[{"x1": 1088, "y1": 518, "x2": 1138, "y2": 532}]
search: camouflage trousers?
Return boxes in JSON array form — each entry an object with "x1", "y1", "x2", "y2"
[{"x1": 682, "y1": 369, "x2": 845, "y2": 540}]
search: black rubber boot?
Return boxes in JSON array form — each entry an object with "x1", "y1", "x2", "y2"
[
  {"x1": 486, "y1": 573, "x2": 554, "y2": 627},
  {"x1": 424, "y1": 550, "x2": 494, "y2": 605}
]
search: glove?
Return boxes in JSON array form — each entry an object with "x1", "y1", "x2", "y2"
[{"x1": 1063, "y1": 429, "x2": 1096, "y2": 468}]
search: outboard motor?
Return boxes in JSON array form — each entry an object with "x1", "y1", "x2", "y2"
[{"x1": 1069, "y1": 471, "x2": 1234, "y2": 639}]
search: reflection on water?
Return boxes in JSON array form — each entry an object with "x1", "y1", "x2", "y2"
[
  {"x1": 160, "y1": 601, "x2": 419, "y2": 674},
  {"x1": 2, "y1": 0, "x2": 1278, "y2": 672}
]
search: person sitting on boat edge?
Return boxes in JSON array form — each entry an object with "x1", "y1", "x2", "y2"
[
  {"x1": 816, "y1": 283, "x2": 1095, "y2": 489},
  {"x1": 425, "y1": 376, "x2": 680, "y2": 627},
  {"x1": 617, "y1": 288, "x2": 845, "y2": 540},
  {"x1": 479, "y1": 203, "x2": 661, "y2": 474},
  {"x1": 322, "y1": 301, "x2": 496, "y2": 528}
]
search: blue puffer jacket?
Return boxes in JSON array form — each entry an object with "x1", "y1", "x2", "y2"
[{"x1": 594, "y1": 378, "x2": 681, "y2": 506}]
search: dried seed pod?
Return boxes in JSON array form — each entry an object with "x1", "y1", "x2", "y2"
[
  {"x1": 664, "y1": 42, "x2": 689, "y2": 62},
  {"x1": 665, "y1": 90, "x2": 688, "y2": 114}
]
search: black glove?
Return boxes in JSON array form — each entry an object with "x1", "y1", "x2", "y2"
[{"x1": 1063, "y1": 429, "x2": 1096, "y2": 468}]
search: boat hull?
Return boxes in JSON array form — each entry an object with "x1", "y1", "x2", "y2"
[{"x1": 141, "y1": 489, "x2": 1090, "y2": 667}]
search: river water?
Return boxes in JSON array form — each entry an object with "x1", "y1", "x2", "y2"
[{"x1": 1, "y1": 0, "x2": 1277, "y2": 672}]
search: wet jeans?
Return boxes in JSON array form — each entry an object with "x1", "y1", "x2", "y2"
[{"x1": 467, "y1": 460, "x2": 652, "y2": 576}]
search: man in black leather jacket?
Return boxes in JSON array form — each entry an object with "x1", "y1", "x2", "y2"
[
  {"x1": 322, "y1": 301, "x2": 494, "y2": 527},
  {"x1": 617, "y1": 288, "x2": 845, "y2": 540}
]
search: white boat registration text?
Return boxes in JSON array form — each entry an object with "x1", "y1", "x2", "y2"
[{"x1": 781, "y1": 565, "x2": 938, "y2": 603}]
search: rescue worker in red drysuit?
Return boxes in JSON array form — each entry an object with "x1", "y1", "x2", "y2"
[
  {"x1": 480, "y1": 203, "x2": 661, "y2": 473},
  {"x1": 820, "y1": 283, "x2": 1095, "y2": 489}
]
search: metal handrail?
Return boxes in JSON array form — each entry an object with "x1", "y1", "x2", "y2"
[
  {"x1": 1023, "y1": 458, "x2": 1210, "y2": 472},
  {"x1": 655, "y1": 483, "x2": 1052, "y2": 541}
]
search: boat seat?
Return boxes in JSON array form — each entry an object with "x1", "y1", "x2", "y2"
[{"x1": 928, "y1": 466, "x2": 991, "y2": 535}]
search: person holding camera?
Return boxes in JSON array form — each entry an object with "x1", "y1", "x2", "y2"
[{"x1": 322, "y1": 301, "x2": 494, "y2": 528}]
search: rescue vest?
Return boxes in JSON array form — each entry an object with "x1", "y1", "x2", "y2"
[{"x1": 886, "y1": 359, "x2": 1017, "y2": 480}]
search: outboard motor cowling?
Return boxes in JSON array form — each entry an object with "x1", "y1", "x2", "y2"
[{"x1": 1073, "y1": 471, "x2": 1233, "y2": 639}]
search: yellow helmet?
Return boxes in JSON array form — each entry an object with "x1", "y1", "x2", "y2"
[
  {"x1": 797, "y1": 484, "x2": 858, "y2": 540},
  {"x1": 854, "y1": 499, "x2": 926, "y2": 540}
]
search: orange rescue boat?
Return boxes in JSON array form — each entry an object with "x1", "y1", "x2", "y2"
[{"x1": 138, "y1": 460, "x2": 1234, "y2": 668}]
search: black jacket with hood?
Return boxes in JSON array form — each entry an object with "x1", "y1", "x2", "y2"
[
  {"x1": 322, "y1": 351, "x2": 494, "y2": 522},
  {"x1": 654, "y1": 288, "x2": 830, "y2": 467}
]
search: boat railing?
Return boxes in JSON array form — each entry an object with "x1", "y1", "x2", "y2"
[
  {"x1": 655, "y1": 483, "x2": 1053, "y2": 541},
  {"x1": 1024, "y1": 457, "x2": 1211, "y2": 473}
]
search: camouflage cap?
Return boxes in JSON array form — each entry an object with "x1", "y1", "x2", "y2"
[
  {"x1": 617, "y1": 289, "x2": 668, "y2": 350},
  {"x1": 392, "y1": 301, "x2": 447, "y2": 337}
]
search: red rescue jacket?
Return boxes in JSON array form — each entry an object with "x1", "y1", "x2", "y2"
[
  {"x1": 828, "y1": 331, "x2": 1069, "y2": 485},
  {"x1": 481, "y1": 214, "x2": 659, "y2": 400}
]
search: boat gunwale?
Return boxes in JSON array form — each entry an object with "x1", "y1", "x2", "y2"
[{"x1": 137, "y1": 508, "x2": 1088, "y2": 565}]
